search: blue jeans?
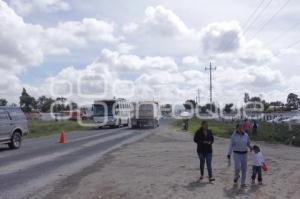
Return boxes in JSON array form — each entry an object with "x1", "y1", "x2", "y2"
[
  {"x1": 198, "y1": 153, "x2": 213, "y2": 178},
  {"x1": 233, "y1": 153, "x2": 248, "y2": 184},
  {"x1": 252, "y1": 166, "x2": 262, "y2": 182}
]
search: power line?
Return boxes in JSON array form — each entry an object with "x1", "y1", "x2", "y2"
[
  {"x1": 273, "y1": 38, "x2": 300, "y2": 57},
  {"x1": 265, "y1": 21, "x2": 300, "y2": 46},
  {"x1": 285, "y1": 39, "x2": 300, "y2": 49},
  {"x1": 242, "y1": 0, "x2": 266, "y2": 29},
  {"x1": 243, "y1": 0, "x2": 274, "y2": 36},
  {"x1": 220, "y1": 0, "x2": 270, "y2": 52},
  {"x1": 250, "y1": 0, "x2": 291, "y2": 39}
]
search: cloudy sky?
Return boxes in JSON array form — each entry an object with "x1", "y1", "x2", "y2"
[{"x1": 0, "y1": 0, "x2": 299, "y2": 105}]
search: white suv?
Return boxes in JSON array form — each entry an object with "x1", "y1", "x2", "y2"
[{"x1": 0, "y1": 107, "x2": 29, "y2": 149}]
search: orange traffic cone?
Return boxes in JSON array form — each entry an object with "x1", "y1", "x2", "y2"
[{"x1": 59, "y1": 131, "x2": 66, "y2": 144}]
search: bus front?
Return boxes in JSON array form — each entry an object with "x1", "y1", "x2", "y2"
[{"x1": 93, "y1": 100, "x2": 117, "y2": 127}]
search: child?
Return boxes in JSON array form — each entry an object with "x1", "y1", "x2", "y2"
[{"x1": 251, "y1": 145, "x2": 265, "y2": 185}]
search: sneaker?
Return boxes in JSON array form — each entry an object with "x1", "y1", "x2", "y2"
[
  {"x1": 258, "y1": 182, "x2": 263, "y2": 185},
  {"x1": 234, "y1": 175, "x2": 240, "y2": 184},
  {"x1": 209, "y1": 177, "x2": 215, "y2": 182},
  {"x1": 241, "y1": 184, "x2": 248, "y2": 188},
  {"x1": 197, "y1": 176, "x2": 203, "y2": 182},
  {"x1": 251, "y1": 180, "x2": 255, "y2": 184}
]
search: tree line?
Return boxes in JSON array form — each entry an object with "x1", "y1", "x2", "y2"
[
  {"x1": 183, "y1": 92, "x2": 300, "y2": 114},
  {"x1": 0, "y1": 88, "x2": 77, "y2": 113}
]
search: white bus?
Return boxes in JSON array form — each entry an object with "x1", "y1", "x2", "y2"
[{"x1": 92, "y1": 99, "x2": 131, "y2": 128}]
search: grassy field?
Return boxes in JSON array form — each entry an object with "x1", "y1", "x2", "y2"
[
  {"x1": 172, "y1": 117, "x2": 300, "y2": 147},
  {"x1": 26, "y1": 119, "x2": 92, "y2": 139}
]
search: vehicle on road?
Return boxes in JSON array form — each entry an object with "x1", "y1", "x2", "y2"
[
  {"x1": 93, "y1": 99, "x2": 130, "y2": 128},
  {"x1": 267, "y1": 116, "x2": 290, "y2": 124},
  {"x1": 0, "y1": 107, "x2": 29, "y2": 149},
  {"x1": 282, "y1": 116, "x2": 300, "y2": 124},
  {"x1": 131, "y1": 101, "x2": 160, "y2": 128},
  {"x1": 80, "y1": 106, "x2": 93, "y2": 120}
]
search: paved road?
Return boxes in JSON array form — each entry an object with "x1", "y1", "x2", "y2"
[{"x1": 0, "y1": 120, "x2": 171, "y2": 199}]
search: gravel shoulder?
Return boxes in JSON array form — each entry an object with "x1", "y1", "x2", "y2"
[{"x1": 51, "y1": 124, "x2": 300, "y2": 199}]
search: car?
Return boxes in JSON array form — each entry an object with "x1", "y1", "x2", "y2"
[
  {"x1": 267, "y1": 116, "x2": 290, "y2": 124},
  {"x1": 0, "y1": 107, "x2": 29, "y2": 149},
  {"x1": 282, "y1": 116, "x2": 300, "y2": 124}
]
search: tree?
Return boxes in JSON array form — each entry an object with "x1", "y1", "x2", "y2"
[
  {"x1": 249, "y1": 96, "x2": 261, "y2": 102},
  {"x1": 37, "y1": 96, "x2": 55, "y2": 112},
  {"x1": 53, "y1": 97, "x2": 67, "y2": 112},
  {"x1": 244, "y1": 93, "x2": 250, "y2": 103},
  {"x1": 9, "y1": 103, "x2": 18, "y2": 107},
  {"x1": 223, "y1": 103, "x2": 234, "y2": 114},
  {"x1": 205, "y1": 103, "x2": 216, "y2": 113},
  {"x1": 19, "y1": 88, "x2": 36, "y2": 112},
  {"x1": 287, "y1": 93, "x2": 299, "y2": 110},
  {"x1": 65, "y1": 102, "x2": 78, "y2": 111},
  {"x1": 262, "y1": 100, "x2": 270, "y2": 112},
  {"x1": 0, "y1": 98, "x2": 8, "y2": 106},
  {"x1": 183, "y1": 100, "x2": 196, "y2": 111},
  {"x1": 268, "y1": 101, "x2": 284, "y2": 112},
  {"x1": 161, "y1": 104, "x2": 172, "y2": 116},
  {"x1": 52, "y1": 97, "x2": 78, "y2": 112},
  {"x1": 70, "y1": 102, "x2": 78, "y2": 110},
  {"x1": 270, "y1": 101, "x2": 284, "y2": 106}
]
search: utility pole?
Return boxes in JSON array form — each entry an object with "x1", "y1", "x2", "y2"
[
  {"x1": 205, "y1": 62, "x2": 216, "y2": 104},
  {"x1": 196, "y1": 89, "x2": 201, "y2": 105}
]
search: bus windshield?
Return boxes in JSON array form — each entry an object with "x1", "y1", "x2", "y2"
[{"x1": 93, "y1": 101, "x2": 115, "y2": 117}]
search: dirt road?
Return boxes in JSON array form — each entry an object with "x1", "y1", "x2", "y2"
[{"x1": 41, "y1": 122, "x2": 300, "y2": 199}]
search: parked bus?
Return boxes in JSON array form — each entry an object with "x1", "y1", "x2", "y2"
[{"x1": 92, "y1": 99, "x2": 131, "y2": 128}]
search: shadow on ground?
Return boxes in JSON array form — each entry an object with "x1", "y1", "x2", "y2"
[{"x1": 183, "y1": 180, "x2": 212, "y2": 191}]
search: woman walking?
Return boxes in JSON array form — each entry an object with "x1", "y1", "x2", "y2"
[
  {"x1": 227, "y1": 124, "x2": 252, "y2": 188},
  {"x1": 194, "y1": 121, "x2": 215, "y2": 182}
]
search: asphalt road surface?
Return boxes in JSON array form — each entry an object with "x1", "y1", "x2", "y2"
[{"x1": 0, "y1": 120, "x2": 171, "y2": 199}]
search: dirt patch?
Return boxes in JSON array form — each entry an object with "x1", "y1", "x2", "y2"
[{"x1": 49, "y1": 125, "x2": 300, "y2": 199}]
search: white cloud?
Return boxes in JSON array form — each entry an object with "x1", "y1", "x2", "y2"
[
  {"x1": 143, "y1": 5, "x2": 193, "y2": 38},
  {"x1": 37, "y1": 49, "x2": 288, "y2": 105},
  {"x1": 200, "y1": 21, "x2": 242, "y2": 53},
  {"x1": 0, "y1": 0, "x2": 45, "y2": 73},
  {"x1": 8, "y1": 0, "x2": 69, "y2": 16},
  {"x1": 0, "y1": 0, "x2": 119, "y2": 74},
  {"x1": 1, "y1": 2, "x2": 298, "y2": 105},
  {"x1": 44, "y1": 18, "x2": 119, "y2": 53},
  {"x1": 123, "y1": 22, "x2": 138, "y2": 34},
  {"x1": 124, "y1": 5, "x2": 276, "y2": 69},
  {"x1": 238, "y1": 39, "x2": 276, "y2": 65},
  {"x1": 0, "y1": 1, "x2": 120, "y2": 102},
  {"x1": 117, "y1": 43, "x2": 135, "y2": 54},
  {"x1": 182, "y1": 56, "x2": 201, "y2": 66},
  {"x1": 0, "y1": 68, "x2": 23, "y2": 102},
  {"x1": 98, "y1": 49, "x2": 178, "y2": 73}
]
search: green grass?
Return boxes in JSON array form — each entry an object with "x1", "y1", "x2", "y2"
[
  {"x1": 26, "y1": 119, "x2": 91, "y2": 139},
  {"x1": 172, "y1": 117, "x2": 300, "y2": 147}
]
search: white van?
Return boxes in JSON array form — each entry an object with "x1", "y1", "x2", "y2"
[{"x1": 0, "y1": 107, "x2": 29, "y2": 149}]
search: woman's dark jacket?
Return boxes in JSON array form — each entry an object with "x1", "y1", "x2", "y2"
[{"x1": 194, "y1": 127, "x2": 214, "y2": 154}]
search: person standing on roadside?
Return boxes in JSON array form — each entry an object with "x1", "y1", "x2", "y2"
[
  {"x1": 252, "y1": 120, "x2": 258, "y2": 135},
  {"x1": 194, "y1": 121, "x2": 215, "y2": 182},
  {"x1": 227, "y1": 124, "x2": 252, "y2": 188}
]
